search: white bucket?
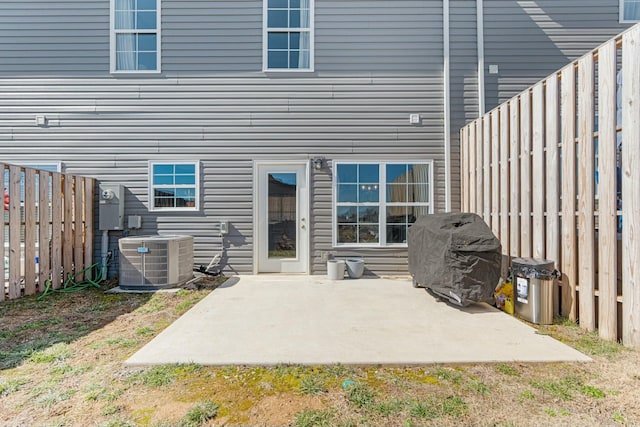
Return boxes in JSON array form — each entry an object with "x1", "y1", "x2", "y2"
[
  {"x1": 327, "y1": 259, "x2": 346, "y2": 280},
  {"x1": 346, "y1": 258, "x2": 365, "y2": 279}
]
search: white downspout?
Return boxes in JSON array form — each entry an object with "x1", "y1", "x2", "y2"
[
  {"x1": 443, "y1": 0, "x2": 452, "y2": 212},
  {"x1": 477, "y1": 0, "x2": 486, "y2": 116}
]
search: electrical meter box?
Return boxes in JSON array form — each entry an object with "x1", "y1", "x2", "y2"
[{"x1": 99, "y1": 183, "x2": 125, "y2": 230}]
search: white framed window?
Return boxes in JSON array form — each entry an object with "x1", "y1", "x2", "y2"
[
  {"x1": 263, "y1": 0, "x2": 314, "y2": 71},
  {"x1": 621, "y1": 0, "x2": 640, "y2": 22},
  {"x1": 148, "y1": 161, "x2": 200, "y2": 211},
  {"x1": 110, "y1": 0, "x2": 161, "y2": 73},
  {"x1": 333, "y1": 161, "x2": 434, "y2": 247}
]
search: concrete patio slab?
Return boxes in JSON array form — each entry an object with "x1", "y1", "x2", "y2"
[{"x1": 126, "y1": 275, "x2": 591, "y2": 366}]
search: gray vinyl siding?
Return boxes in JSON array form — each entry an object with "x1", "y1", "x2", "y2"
[
  {"x1": 482, "y1": 0, "x2": 630, "y2": 110},
  {"x1": 0, "y1": 0, "x2": 109, "y2": 75},
  {"x1": 0, "y1": 75, "x2": 444, "y2": 276},
  {"x1": 0, "y1": 0, "x2": 443, "y2": 78}
]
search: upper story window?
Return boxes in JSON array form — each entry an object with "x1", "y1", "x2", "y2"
[
  {"x1": 264, "y1": 0, "x2": 314, "y2": 71},
  {"x1": 111, "y1": 0, "x2": 161, "y2": 73},
  {"x1": 333, "y1": 162, "x2": 433, "y2": 247},
  {"x1": 149, "y1": 162, "x2": 199, "y2": 211},
  {"x1": 621, "y1": 0, "x2": 640, "y2": 22}
]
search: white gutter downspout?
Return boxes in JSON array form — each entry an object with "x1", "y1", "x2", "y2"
[
  {"x1": 477, "y1": 0, "x2": 486, "y2": 116},
  {"x1": 443, "y1": 0, "x2": 452, "y2": 212}
]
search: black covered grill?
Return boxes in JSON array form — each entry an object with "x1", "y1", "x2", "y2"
[{"x1": 408, "y1": 213, "x2": 502, "y2": 307}]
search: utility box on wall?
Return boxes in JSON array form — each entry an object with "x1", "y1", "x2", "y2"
[{"x1": 99, "y1": 183, "x2": 125, "y2": 230}]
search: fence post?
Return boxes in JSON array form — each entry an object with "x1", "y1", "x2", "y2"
[{"x1": 622, "y1": 25, "x2": 640, "y2": 348}]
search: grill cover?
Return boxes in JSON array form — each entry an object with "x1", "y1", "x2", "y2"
[{"x1": 408, "y1": 213, "x2": 502, "y2": 306}]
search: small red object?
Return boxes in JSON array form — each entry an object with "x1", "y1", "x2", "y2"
[{"x1": 3, "y1": 188, "x2": 8, "y2": 211}]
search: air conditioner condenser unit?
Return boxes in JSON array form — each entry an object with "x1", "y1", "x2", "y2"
[{"x1": 118, "y1": 235, "x2": 193, "y2": 290}]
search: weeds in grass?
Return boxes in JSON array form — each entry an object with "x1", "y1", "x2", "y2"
[
  {"x1": 136, "y1": 295, "x2": 169, "y2": 314},
  {"x1": 344, "y1": 382, "x2": 376, "y2": 408},
  {"x1": 544, "y1": 408, "x2": 557, "y2": 417},
  {"x1": 84, "y1": 383, "x2": 124, "y2": 402},
  {"x1": 0, "y1": 378, "x2": 28, "y2": 395},
  {"x1": 441, "y1": 396, "x2": 467, "y2": 417},
  {"x1": 372, "y1": 399, "x2": 406, "y2": 416},
  {"x1": 175, "y1": 292, "x2": 208, "y2": 315},
  {"x1": 128, "y1": 366, "x2": 177, "y2": 387},
  {"x1": 136, "y1": 326, "x2": 155, "y2": 336},
  {"x1": 466, "y1": 378, "x2": 490, "y2": 395},
  {"x1": 16, "y1": 317, "x2": 63, "y2": 331},
  {"x1": 434, "y1": 367, "x2": 464, "y2": 384},
  {"x1": 530, "y1": 376, "x2": 582, "y2": 401},
  {"x1": 576, "y1": 332, "x2": 624, "y2": 357},
  {"x1": 495, "y1": 363, "x2": 520, "y2": 377},
  {"x1": 300, "y1": 375, "x2": 326, "y2": 395},
  {"x1": 580, "y1": 385, "x2": 606, "y2": 398},
  {"x1": 97, "y1": 418, "x2": 136, "y2": 427},
  {"x1": 29, "y1": 342, "x2": 72, "y2": 363},
  {"x1": 409, "y1": 400, "x2": 439, "y2": 419},
  {"x1": 102, "y1": 405, "x2": 121, "y2": 416},
  {"x1": 295, "y1": 409, "x2": 334, "y2": 427},
  {"x1": 127, "y1": 364, "x2": 201, "y2": 387},
  {"x1": 613, "y1": 412, "x2": 626, "y2": 423},
  {"x1": 90, "y1": 337, "x2": 139, "y2": 349},
  {"x1": 408, "y1": 396, "x2": 467, "y2": 420},
  {"x1": 520, "y1": 390, "x2": 535, "y2": 401},
  {"x1": 35, "y1": 388, "x2": 76, "y2": 408},
  {"x1": 181, "y1": 400, "x2": 219, "y2": 427}
]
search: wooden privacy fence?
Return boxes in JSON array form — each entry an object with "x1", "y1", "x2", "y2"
[
  {"x1": 460, "y1": 24, "x2": 640, "y2": 348},
  {"x1": 1, "y1": 163, "x2": 95, "y2": 301}
]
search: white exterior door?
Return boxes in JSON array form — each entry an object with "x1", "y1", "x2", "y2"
[{"x1": 256, "y1": 162, "x2": 309, "y2": 273}]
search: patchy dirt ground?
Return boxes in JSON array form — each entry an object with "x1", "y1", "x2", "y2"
[{"x1": 1, "y1": 276, "x2": 639, "y2": 427}]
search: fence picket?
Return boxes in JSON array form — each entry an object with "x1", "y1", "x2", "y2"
[
  {"x1": 483, "y1": 115, "x2": 491, "y2": 225},
  {"x1": 509, "y1": 98, "x2": 520, "y2": 258},
  {"x1": 578, "y1": 53, "x2": 596, "y2": 332},
  {"x1": 520, "y1": 92, "x2": 532, "y2": 257},
  {"x1": 532, "y1": 83, "x2": 546, "y2": 260},
  {"x1": 561, "y1": 64, "x2": 578, "y2": 321},
  {"x1": 597, "y1": 40, "x2": 619, "y2": 342},
  {"x1": 24, "y1": 168, "x2": 37, "y2": 295},
  {"x1": 51, "y1": 173, "x2": 63, "y2": 289},
  {"x1": 476, "y1": 120, "x2": 484, "y2": 216},
  {"x1": 38, "y1": 170, "x2": 51, "y2": 291},
  {"x1": 622, "y1": 26, "x2": 640, "y2": 348},
  {"x1": 84, "y1": 179, "x2": 94, "y2": 281},
  {"x1": 8, "y1": 166, "x2": 21, "y2": 299},
  {"x1": 491, "y1": 109, "x2": 500, "y2": 238},
  {"x1": 500, "y1": 105, "x2": 510, "y2": 256},
  {"x1": 0, "y1": 165, "x2": 5, "y2": 301}
]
